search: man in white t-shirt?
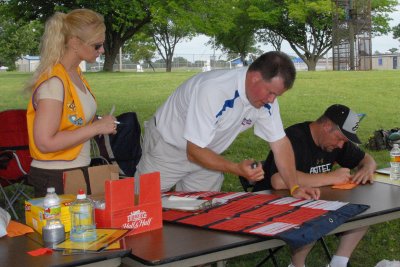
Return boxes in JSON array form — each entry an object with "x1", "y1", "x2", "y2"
[{"x1": 135, "y1": 51, "x2": 319, "y2": 199}]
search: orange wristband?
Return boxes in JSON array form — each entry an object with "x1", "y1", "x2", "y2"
[{"x1": 290, "y1": 184, "x2": 300, "y2": 196}]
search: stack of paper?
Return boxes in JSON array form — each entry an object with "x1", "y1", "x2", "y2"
[{"x1": 162, "y1": 196, "x2": 211, "y2": 211}]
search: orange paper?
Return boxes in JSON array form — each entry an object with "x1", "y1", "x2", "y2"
[
  {"x1": 28, "y1": 247, "x2": 53, "y2": 256},
  {"x1": 331, "y1": 183, "x2": 358, "y2": 190},
  {"x1": 7, "y1": 220, "x2": 34, "y2": 237}
]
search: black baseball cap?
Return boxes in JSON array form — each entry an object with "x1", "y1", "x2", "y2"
[{"x1": 324, "y1": 104, "x2": 362, "y2": 144}]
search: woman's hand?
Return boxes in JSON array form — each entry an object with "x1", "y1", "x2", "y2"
[{"x1": 92, "y1": 115, "x2": 118, "y2": 135}]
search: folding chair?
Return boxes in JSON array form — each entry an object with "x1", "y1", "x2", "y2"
[
  {"x1": 238, "y1": 175, "x2": 333, "y2": 266},
  {"x1": 0, "y1": 109, "x2": 32, "y2": 220}
]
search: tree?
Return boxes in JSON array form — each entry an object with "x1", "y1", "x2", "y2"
[
  {"x1": 173, "y1": 56, "x2": 190, "y2": 66},
  {"x1": 177, "y1": 0, "x2": 261, "y2": 64},
  {"x1": 256, "y1": 29, "x2": 284, "y2": 51},
  {"x1": 198, "y1": 1, "x2": 260, "y2": 65},
  {"x1": 371, "y1": 0, "x2": 398, "y2": 36},
  {"x1": 85, "y1": 0, "x2": 153, "y2": 71},
  {"x1": 249, "y1": 0, "x2": 336, "y2": 71},
  {"x1": 393, "y1": 23, "x2": 400, "y2": 41},
  {"x1": 388, "y1": 48, "x2": 398, "y2": 54},
  {"x1": 151, "y1": 21, "x2": 194, "y2": 72},
  {"x1": 4, "y1": 0, "x2": 155, "y2": 71},
  {"x1": 124, "y1": 31, "x2": 157, "y2": 72},
  {"x1": 248, "y1": 0, "x2": 397, "y2": 71},
  {"x1": 4, "y1": 0, "x2": 210, "y2": 72},
  {"x1": 212, "y1": 12, "x2": 258, "y2": 65},
  {"x1": 0, "y1": 7, "x2": 43, "y2": 69},
  {"x1": 149, "y1": 1, "x2": 196, "y2": 72}
]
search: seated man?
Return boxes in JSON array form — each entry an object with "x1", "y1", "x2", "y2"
[{"x1": 253, "y1": 104, "x2": 376, "y2": 267}]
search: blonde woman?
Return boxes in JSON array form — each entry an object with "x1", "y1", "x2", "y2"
[{"x1": 26, "y1": 9, "x2": 117, "y2": 197}]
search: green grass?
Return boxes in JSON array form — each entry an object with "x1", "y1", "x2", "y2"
[{"x1": 1, "y1": 69, "x2": 399, "y2": 266}]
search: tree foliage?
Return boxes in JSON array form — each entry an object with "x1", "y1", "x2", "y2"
[
  {"x1": 3, "y1": 0, "x2": 155, "y2": 71},
  {"x1": 3, "y1": 0, "x2": 214, "y2": 72},
  {"x1": 249, "y1": 0, "x2": 337, "y2": 71},
  {"x1": 211, "y1": 1, "x2": 260, "y2": 65},
  {"x1": 188, "y1": 0, "x2": 261, "y2": 65},
  {"x1": 149, "y1": 1, "x2": 196, "y2": 72},
  {"x1": 1, "y1": 0, "x2": 398, "y2": 72},
  {"x1": 393, "y1": 23, "x2": 400, "y2": 41},
  {"x1": 256, "y1": 29, "x2": 284, "y2": 52},
  {"x1": 0, "y1": 4, "x2": 43, "y2": 69},
  {"x1": 371, "y1": 0, "x2": 398, "y2": 36},
  {"x1": 247, "y1": 0, "x2": 397, "y2": 71},
  {"x1": 124, "y1": 31, "x2": 157, "y2": 71}
]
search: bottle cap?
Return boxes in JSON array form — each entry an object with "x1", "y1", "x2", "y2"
[
  {"x1": 77, "y1": 189, "x2": 86, "y2": 200},
  {"x1": 47, "y1": 187, "x2": 55, "y2": 193}
]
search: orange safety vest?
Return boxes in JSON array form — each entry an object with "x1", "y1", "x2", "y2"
[{"x1": 27, "y1": 63, "x2": 96, "y2": 161}]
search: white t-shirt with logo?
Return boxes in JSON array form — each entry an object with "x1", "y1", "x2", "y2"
[{"x1": 155, "y1": 67, "x2": 285, "y2": 154}]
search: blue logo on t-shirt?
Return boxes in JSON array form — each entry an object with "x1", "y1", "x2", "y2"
[
  {"x1": 216, "y1": 90, "x2": 239, "y2": 118},
  {"x1": 263, "y1": 103, "x2": 272, "y2": 115}
]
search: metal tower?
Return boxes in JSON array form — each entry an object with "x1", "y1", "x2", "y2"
[{"x1": 332, "y1": 0, "x2": 372, "y2": 70}]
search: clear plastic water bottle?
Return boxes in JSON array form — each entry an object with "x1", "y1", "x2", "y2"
[
  {"x1": 70, "y1": 189, "x2": 97, "y2": 242},
  {"x1": 390, "y1": 144, "x2": 400, "y2": 180},
  {"x1": 42, "y1": 187, "x2": 65, "y2": 247}
]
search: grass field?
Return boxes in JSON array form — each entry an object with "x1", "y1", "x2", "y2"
[{"x1": 1, "y1": 69, "x2": 399, "y2": 266}]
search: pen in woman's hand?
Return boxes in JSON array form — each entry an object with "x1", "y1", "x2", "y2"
[{"x1": 97, "y1": 116, "x2": 120, "y2": 124}]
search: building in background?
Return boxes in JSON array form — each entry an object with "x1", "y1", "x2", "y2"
[
  {"x1": 16, "y1": 56, "x2": 87, "y2": 72},
  {"x1": 16, "y1": 56, "x2": 40, "y2": 72},
  {"x1": 371, "y1": 54, "x2": 399, "y2": 70}
]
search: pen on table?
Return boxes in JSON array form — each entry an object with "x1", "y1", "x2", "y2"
[{"x1": 97, "y1": 116, "x2": 121, "y2": 125}]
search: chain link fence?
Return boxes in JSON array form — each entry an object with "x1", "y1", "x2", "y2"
[
  {"x1": 85, "y1": 53, "x2": 335, "y2": 72},
  {"x1": 86, "y1": 53, "x2": 234, "y2": 72}
]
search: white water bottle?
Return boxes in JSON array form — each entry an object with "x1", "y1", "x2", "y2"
[
  {"x1": 390, "y1": 144, "x2": 400, "y2": 180},
  {"x1": 70, "y1": 189, "x2": 97, "y2": 242},
  {"x1": 42, "y1": 187, "x2": 65, "y2": 247}
]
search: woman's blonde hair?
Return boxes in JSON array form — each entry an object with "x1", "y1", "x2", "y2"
[{"x1": 25, "y1": 9, "x2": 105, "y2": 93}]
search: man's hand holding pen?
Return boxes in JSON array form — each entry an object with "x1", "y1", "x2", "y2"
[{"x1": 240, "y1": 160, "x2": 264, "y2": 184}]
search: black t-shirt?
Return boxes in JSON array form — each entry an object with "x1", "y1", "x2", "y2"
[{"x1": 253, "y1": 122, "x2": 365, "y2": 191}]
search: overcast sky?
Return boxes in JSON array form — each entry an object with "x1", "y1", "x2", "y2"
[{"x1": 174, "y1": 6, "x2": 400, "y2": 58}]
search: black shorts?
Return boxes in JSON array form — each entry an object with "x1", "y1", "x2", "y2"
[{"x1": 28, "y1": 166, "x2": 90, "y2": 197}]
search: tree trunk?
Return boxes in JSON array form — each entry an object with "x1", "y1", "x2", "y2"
[
  {"x1": 306, "y1": 59, "x2": 317, "y2": 71},
  {"x1": 103, "y1": 50, "x2": 117, "y2": 72},
  {"x1": 240, "y1": 54, "x2": 247, "y2": 66},
  {"x1": 147, "y1": 61, "x2": 155, "y2": 72},
  {"x1": 103, "y1": 35, "x2": 122, "y2": 72},
  {"x1": 166, "y1": 60, "x2": 172, "y2": 72},
  {"x1": 165, "y1": 52, "x2": 173, "y2": 72}
]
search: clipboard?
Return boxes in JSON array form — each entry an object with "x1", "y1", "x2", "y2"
[
  {"x1": 61, "y1": 238, "x2": 126, "y2": 255},
  {"x1": 375, "y1": 168, "x2": 390, "y2": 175},
  {"x1": 54, "y1": 228, "x2": 130, "y2": 252}
]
